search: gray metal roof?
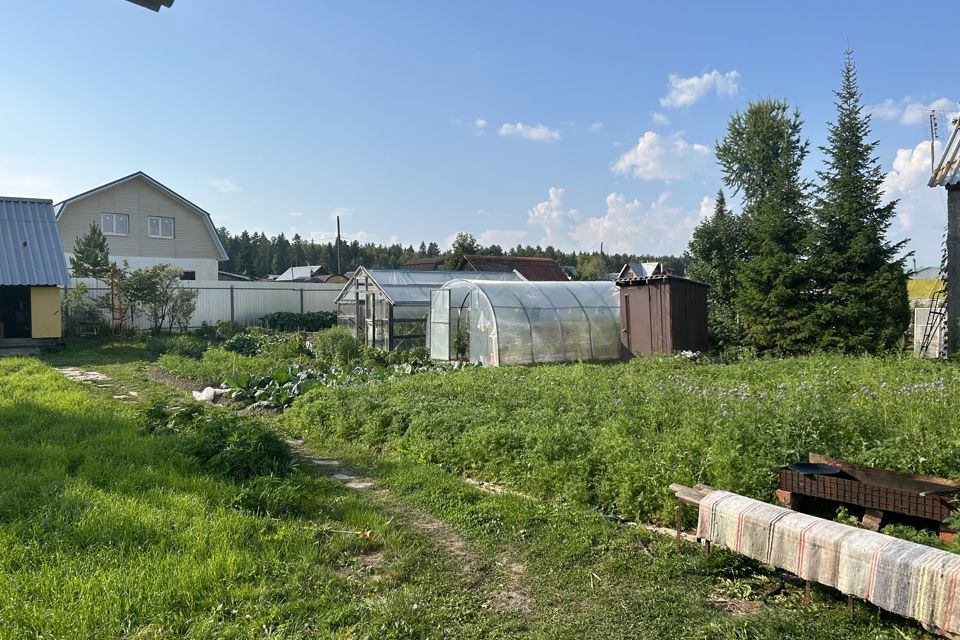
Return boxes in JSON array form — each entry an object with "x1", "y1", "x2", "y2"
[
  {"x1": 0, "y1": 198, "x2": 70, "y2": 287},
  {"x1": 911, "y1": 266, "x2": 941, "y2": 280},
  {"x1": 930, "y1": 122, "x2": 960, "y2": 187}
]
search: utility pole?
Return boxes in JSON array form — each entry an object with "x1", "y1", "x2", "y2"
[
  {"x1": 930, "y1": 111, "x2": 939, "y2": 174},
  {"x1": 336, "y1": 215, "x2": 342, "y2": 274}
]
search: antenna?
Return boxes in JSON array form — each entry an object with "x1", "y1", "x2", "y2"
[
  {"x1": 336, "y1": 215, "x2": 342, "y2": 274},
  {"x1": 930, "y1": 110, "x2": 939, "y2": 174}
]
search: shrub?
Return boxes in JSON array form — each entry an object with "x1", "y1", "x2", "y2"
[
  {"x1": 223, "y1": 332, "x2": 259, "y2": 356},
  {"x1": 140, "y1": 402, "x2": 294, "y2": 482},
  {"x1": 314, "y1": 327, "x2": 360, "y2": 367},
  {"x1": 260, "y1": 311, "x2": 336, "y2": 332}
]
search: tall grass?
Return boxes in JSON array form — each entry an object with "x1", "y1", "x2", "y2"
[
  {"x1": 0, "y1": 358, "x2": 507, "y2": 638},
  {"x1": 282, "y1": 355, "x2": 960, "y2": 524}
]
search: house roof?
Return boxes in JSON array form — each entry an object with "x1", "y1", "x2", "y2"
[
  {"x1": 910, "y1": 266, "x2": 941, "y2": 280},
  {"x1": 930, "y1": 121, "x2": 960, "y2": 188},
  {"x1": 54, "y1": 171, "x2": 229, "y2": 261},
  {"x1": 0, "y1": 197, "x2": 70, "y2": 287},
  {"x1": 616, "y1": 262, "x2": 664, "y2": 280},
  {"x1": 401, "y1": 257, "x2": 446, "y2": 270},
  {"x1": 457, "y1": 255, "x2": 568, "y2": 281},
  {"x1": 275, "y1": 265, "x2": 328, "y2": 281}
]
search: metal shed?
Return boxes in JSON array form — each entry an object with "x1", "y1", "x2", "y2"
[
  {"x1": 616, "y1": 267, "x2": 708, "y2": 358},
  {"x1": 335, "y1": 267, "x2": 519, "y2": 351},
  {"x1": 0, "y1": 197, "x2": 70, "y2": 344}
]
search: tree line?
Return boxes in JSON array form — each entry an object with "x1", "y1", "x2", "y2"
[
  {"x1": 216, "y1": 228, "x2": 688, "y2": 280},
  {"x1": 685, "y1": 51, "x2": 909, "y2": 356}
]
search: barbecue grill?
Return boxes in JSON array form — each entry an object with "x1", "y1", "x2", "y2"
[{"x1": 777, "y1": 453, "x2": 960, "y2": 540}]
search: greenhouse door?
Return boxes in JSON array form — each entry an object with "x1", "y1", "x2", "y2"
[
  {"x1": 429, "y1": 289, "x2": 450, "y2": 360},
  {"x1": 364, "y1": 292, "x2": 377, "y2": 347}
]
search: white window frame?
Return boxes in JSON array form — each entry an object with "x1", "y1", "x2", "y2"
[
  {"x1": 148, "y1": 216, "x2": 175, "y2": 239},
  {"x1": 100, "y1": 212, "x2": 129, "y2": 236}
]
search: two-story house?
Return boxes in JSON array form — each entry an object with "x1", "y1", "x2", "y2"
[{"x1": 55, "y1": 172, "x2": 228, "y2": 280}]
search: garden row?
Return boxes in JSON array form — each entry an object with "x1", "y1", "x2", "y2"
[{"x1": 280, "y1": 355, "x2": 960, "y2": 530}]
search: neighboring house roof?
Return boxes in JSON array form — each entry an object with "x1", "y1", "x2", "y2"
[
  {"x1": 218, "y1": 270, "x2": 252, "y2": 281},
  {"x1": 930, "y1": 122, "x2": 960, "y2": 188},
  {"x1": 0, "y1": 197, "x2": 70, "y2": 287},
  {"x1": 275, "y1": 265, "x2": 328, "y2": 281},
  {"x1": 401, "y1": 257, "x2": 446, "y2": 270},
  {"x1": 54, "y1": 171, "x2": 229, "y2": 261},
  {"x1": 616, "y1": 262, "x2": 664, "y2": 280},
  {"x1": 910, "y1": 266, "x2": 941, "y2": 280},
  {"x1": 457, "y1": 255, "x2": 569, "y2": 281}
]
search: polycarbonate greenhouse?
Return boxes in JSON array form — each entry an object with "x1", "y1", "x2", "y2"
[
  {"x1": 428, "y1": 279, "x2": 621, "y2": 366},
  {"x1": 335, "y1": 268, "x2": 520, "y2": 350}
]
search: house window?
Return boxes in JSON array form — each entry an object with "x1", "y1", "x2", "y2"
[
  {"x1": 100, "y1": 213, "x2": 129, "y2": 236},
  {"x1": 180, "y1": 271, "x2": 196, "y2": 281},
  {"x1": 148, "y1": 216, "x2": 175, "y2": 239}
]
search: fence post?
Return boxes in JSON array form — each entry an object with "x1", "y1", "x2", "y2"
[
  {"x1": 230, "y1": 285, "x2": 235, "y2": 323},
  {"x1": 299, "y1": 288, "x2": 304, "y2": 314}
]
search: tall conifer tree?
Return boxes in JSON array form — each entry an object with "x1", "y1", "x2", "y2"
[
  {"x1": 811, "y1": 50, "x2": 909, "y2": 352},
  {"x1": 686, "y1": 190, "x2": 745, "y2": 350},
  {"x1": 716, "y1": 99, "x2": 816, "y2": 354}
]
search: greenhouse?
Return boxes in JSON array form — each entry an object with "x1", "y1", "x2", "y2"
[
  {"x1": 335, "y1": 267, "x2": 520, "y2": 350},
  {"x1": 428, "y1": 279, "x2": 621, "y2": 366}
]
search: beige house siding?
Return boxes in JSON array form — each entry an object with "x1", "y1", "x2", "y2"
[{"x1": 58, "y1": 176, "x2": 222, "y2": 262}]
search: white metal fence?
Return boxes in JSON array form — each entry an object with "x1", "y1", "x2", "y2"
[
  {"x1": 914, "y1": 306, "x2": 946, "y2": 358},
  {"x1": 66, "y1": 278, "x2": 344, "y2": 330}
]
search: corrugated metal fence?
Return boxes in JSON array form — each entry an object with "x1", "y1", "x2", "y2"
[{"x1": 66, "y1": 278, "x2": 344, "y2": 330}]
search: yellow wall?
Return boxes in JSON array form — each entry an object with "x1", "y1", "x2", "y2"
[
  {"x1": 908, "y1": 278, "x2": 943, "y2": 301},
  {"x1": 30, "y1": 287, "x2": 62, "y2": 339}
]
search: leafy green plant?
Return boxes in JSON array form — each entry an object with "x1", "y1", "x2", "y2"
[
  {"x1": 260, "y1": 311, "x2": 336, "y2": 332},
  {"x1": 314, "y1": 326, "x2": 360, "y2": 367}
]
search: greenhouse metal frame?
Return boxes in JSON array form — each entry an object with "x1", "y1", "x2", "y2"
[
  {"x1": 335, "y1": 268, "x2": 520, "y2": 351},
  {"x1": 429, "y1": 279, "x2": 621, "y2": 366}
]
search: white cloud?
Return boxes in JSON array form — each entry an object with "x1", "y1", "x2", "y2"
[
  {"x1": 498, "y1": 122, "x2": 561, "y2": 142},
  {"x1": 868, "y1": 96, "x2": 959, "y2": 125},
  {"x1": 660, "y1": 70, "x2": 740, "y2": 108},
  {"x1": 571, "y1": 191, "x2": 710, "y2": 255},
  {"x1": 474, "y1": 118, "x2": 488, "y2": 135},
  {"x1": 612, "y1": 131, "x2": 711, "y2": 181},
  {"x1": 209, "y1": 178, "x2": 239, "y2": 193},
  {"x1": 590, "y1": 122, "x2": 604, "y2": 132},
  {"x1": 288, "y1": 211, "x2": 303, "y2": 217},
  {"x1": 527, "y1": 187, "x2": 579, "y2": 247},
  {"x1": 479, "y1": 228, "x2": 528, "y2": 247},
  {"x1": 492, "y1": 187, "x2": 709, "y2": 254},
  {"x1": 881, "y1": 140, "x2": 947, "y2": 264},
  {"x1": 651, "y1": 112, "x2": 671, "y2": 126}
]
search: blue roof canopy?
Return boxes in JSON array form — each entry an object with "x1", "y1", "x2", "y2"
[{"x1": 0, "y1": 197, "x2": 70, "y2": 287}]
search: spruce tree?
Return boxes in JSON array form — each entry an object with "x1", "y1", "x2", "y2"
[
  {"x1": 716, "y1": 99, "x2": 816, "y2": 354},
  {"x1": 70, "y1": 223, "x2": 111, "y2": 279},
  {"x1": 811, "y1": 51, "x2": 909, "y2": 353},
  {"x1": 686, "y1": 190, "x2": 745, "y2": 350}
]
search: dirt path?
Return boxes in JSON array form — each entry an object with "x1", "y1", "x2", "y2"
[{"x1": 289, "y1": 440, "x2": 533, "y2": 614}]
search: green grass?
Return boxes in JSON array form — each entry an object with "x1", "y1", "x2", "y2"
[
  {"x1": 0, "y1": 358, "x2": 526, "y2": 639},
  {"x1": 158, "y1": 348, "x2": 297, "y2": 387},
  {"x1": 19, "y1": 340, "x2": 957, "y2": 638},
  {"x1": 281, "y1": 355, "x2": 960, "y2": 525}
]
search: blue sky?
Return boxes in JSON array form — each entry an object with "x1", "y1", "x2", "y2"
[{"x1": 0, "y1": 1, "x2": 955, "y2": 266}]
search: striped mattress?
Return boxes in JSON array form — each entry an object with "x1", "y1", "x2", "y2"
[{"x1": 697, "y1": 490, "x2": 960, "y2": 636}]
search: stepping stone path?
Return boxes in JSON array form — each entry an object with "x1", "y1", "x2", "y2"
[{"x1": 55, "y1": 367, "x2": 139, "y2": 401}]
